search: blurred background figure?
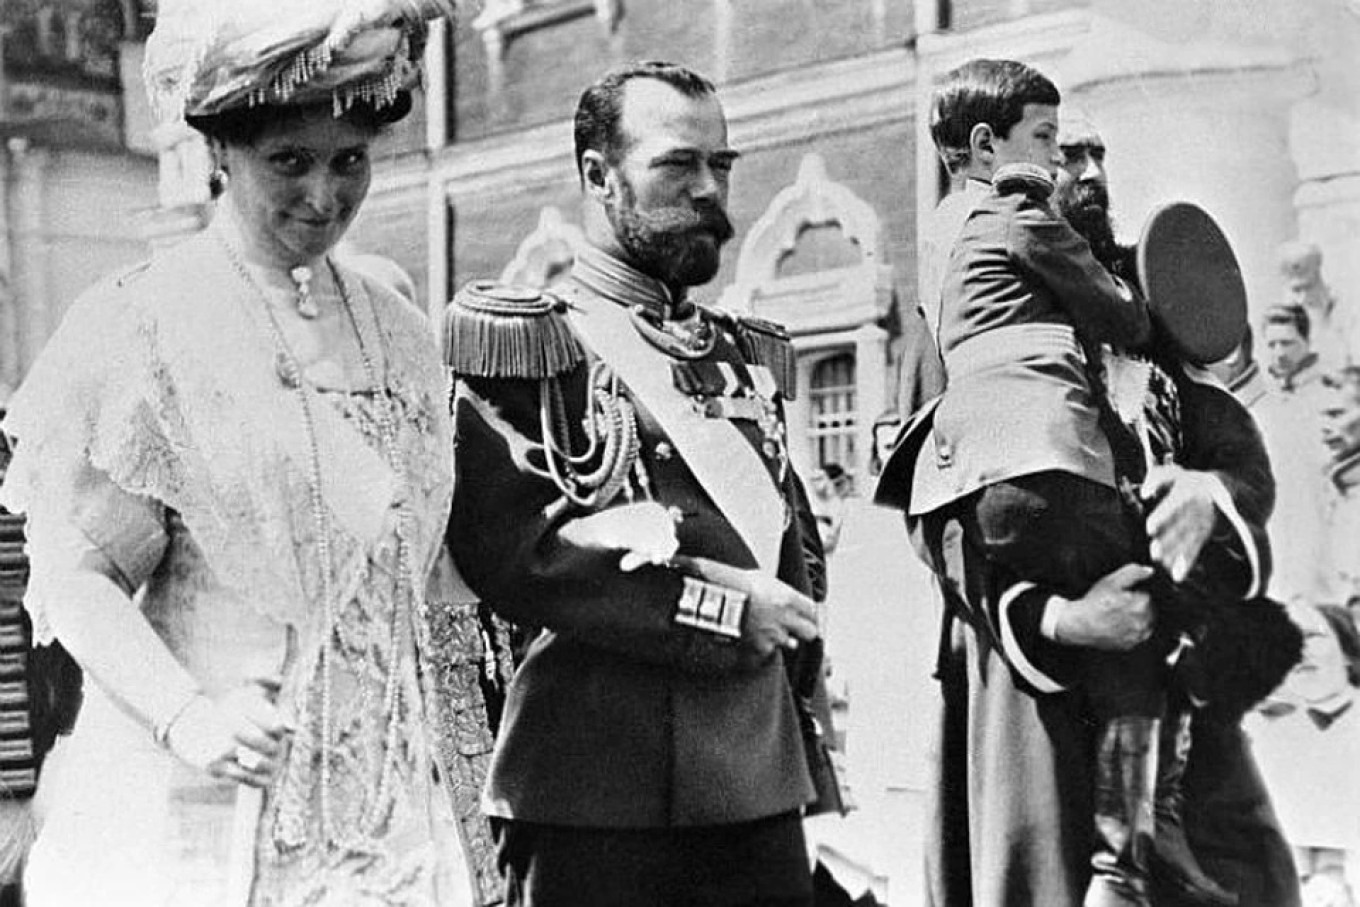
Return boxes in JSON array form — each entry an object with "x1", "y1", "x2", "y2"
[
  {"x1": 810, "y1": 463, "x2": 852, "y2": 557},
  {"x1": 1281, "y1": 241, "x2": 1356, "y2": 372},
  {"x1": 1319, "y1": 367, "x2": 1360, "y2": 625},
  {"x1": 1219, "y1": 312, "x2": 1335, "y2": 609},
  {"x1": 1247, "y1": 601, "x2": 1360, "y2": 907},
  {"x1": 1264, "y1": 304, "x2": 1326, "y2": 397}
]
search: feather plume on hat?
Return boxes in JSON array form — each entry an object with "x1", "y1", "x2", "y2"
[{"x1": 143, "y1": 0, "x2": 457, "y2": 126}]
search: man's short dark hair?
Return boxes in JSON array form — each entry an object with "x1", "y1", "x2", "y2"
[
  {"x1": 930, "y1": 59, "x2": 1060, "y2": 174},
  {"x1": 573, "y1": 61, "x2": 717, "y2": 184},
  {"x1": 1262, "y1": 303, "x2": 1311, "y2": 342}
]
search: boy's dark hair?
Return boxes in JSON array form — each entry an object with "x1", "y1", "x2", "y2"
[
  {"x1": 929, "y1": 59, "x2": 1060, "y2": 174},
  {"x1": 573, "y1": 61, "x2": 716, "y2": 184},
  {"x1": 1262, "y1": 303, "x2": 1311, "y2": 342}
]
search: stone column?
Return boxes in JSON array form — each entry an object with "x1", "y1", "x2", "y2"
[
  {"x1": 711, "y1": 0, "x2": 733, "y2": 83},
  {"x1": 423, "y1": 16, "x2": 449, "y2": 151},
  {"x1": 1287, "y1": 0, "x2": 1360, "y2": 312},
  {"x1": 423, "y1": 17, "x2": 452, "y2": 321},
  {"x1": 854, "y1": 323, "x2": 889, "y2": 481},
  {"x1": 787, "y1": 350, "x2": 815, "y2": 480},
  {"x1": 8, "y1": 138, "x2": 51, "y2": 377},
  {"x1": 1060, "y1": 0, "x2": 1313, "y2": 329},
  {"x1": 912, "y1": 1, "x2": 946, "y2": 307},
  {"x1": 143, "y1": 122, "x2": 213, "y2": 247},
  {"x1": 0, "y1": 145, "x2": 16, "y2": 395}
]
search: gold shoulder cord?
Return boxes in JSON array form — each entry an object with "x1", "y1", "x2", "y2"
[
  {"x1": 444, "y1": 281, "x2": 640, "y2": 510},
  {"x1": 534, "y1": 361, "x2": 640, "y2": 509}
]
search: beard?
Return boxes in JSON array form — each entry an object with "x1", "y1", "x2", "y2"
[
  {"x1": 1056, "y1": 180, "x2": 1122, "y2": 272},
  {"x1": 607, "y1": 179, "x2": 735, "y2": 288}
]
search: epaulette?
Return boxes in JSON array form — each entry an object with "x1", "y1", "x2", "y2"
[
  {"x1": 726, "y1": 309, "x2": 797, "y2": 400},
  {"x1": 993, "y1": 162, "x2": 1054, "y2": 199},
  {"x1": 442, "y1": 280, "x2": 585, "y2": 380}
]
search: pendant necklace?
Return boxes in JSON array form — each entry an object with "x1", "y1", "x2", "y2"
[{"x1": 290, "y1": 265, "x2": 320, "y2": 319}]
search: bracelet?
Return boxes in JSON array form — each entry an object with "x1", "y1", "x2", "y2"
[
  {"x1": 674, "y1": 576, "x2": 746, "y2": 640},
  {"x1": 152, "y1": 691, "x2": 202, "y2": 749}
]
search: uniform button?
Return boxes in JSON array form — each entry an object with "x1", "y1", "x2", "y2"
[{"x1": 655, "y1": 442, "x2": 674, "y2": 461}]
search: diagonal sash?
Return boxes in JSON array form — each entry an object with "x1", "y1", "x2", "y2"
[{"x1": 565, "y1": 290, "x2": 786, "y2": 575}]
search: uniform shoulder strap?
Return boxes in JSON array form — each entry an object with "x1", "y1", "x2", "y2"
[
  {"x1": 701, "y1": 305, "x2": 797, "y2": 400},
  {"x1": 442, "y1": 280, "x2": 584, "y2": 379}
]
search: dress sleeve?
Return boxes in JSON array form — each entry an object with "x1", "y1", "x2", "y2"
[
  {"x1": 0, "y1": 270, "x2": 174, "y2": 642},
  {"x1": 20, "y1": 456, "x2": 168, "y2": 644}
]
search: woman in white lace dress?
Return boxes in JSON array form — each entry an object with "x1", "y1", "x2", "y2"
[{"x1": 0, "y1": 1, "x2": 499, "y2": 904}]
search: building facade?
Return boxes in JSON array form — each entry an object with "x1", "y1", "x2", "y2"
[
  {"x1": 5, "y1": 0, "x2": 1358, "y2": 482},
  {"x1": 2, "y1": 3, "x2": 1358, "y2": 896}
]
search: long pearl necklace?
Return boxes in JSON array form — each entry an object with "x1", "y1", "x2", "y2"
[{"x1": 218, "y1": 234, "x2": 416, "y2": 849}]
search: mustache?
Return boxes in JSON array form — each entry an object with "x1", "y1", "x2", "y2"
[
  {"x1": 1056, "y1": 183, "x2": 1120, "y2": 269},
  {"x1": 633, "y1": 203, "x2": 735, "y2": 244},
  {"x1": 1058, "y1": 180, "x2": 1110, "y2": 215}
]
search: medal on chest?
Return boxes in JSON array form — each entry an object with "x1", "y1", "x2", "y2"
[{"x1": 671, "y1": 359, "x2": 789, "y2": 481}]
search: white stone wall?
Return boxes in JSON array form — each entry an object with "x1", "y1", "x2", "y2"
[{"x1": 1, "y1": 141, "x2": 158, "y2": 388}]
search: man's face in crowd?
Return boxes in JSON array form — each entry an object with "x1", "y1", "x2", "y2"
[
  {"x1": 1320, "y1": 381, "x2": 1360, "y2": 462},
  {"x1": 989, "y1": 103, "x2": 1062, "y2": 178},
  {"x1": 602, "y1": 78, "x2": 737, "y2": 288},
  {"x1": 1054, "y1": 122, "x2": 1109, "y2": 219},
  {"x1": 1052, "y1": 120, "x2": 1120, "y2": 266},
  {"x1": 1263, "y1": 322, "x2": 1311, "y2": 379}
]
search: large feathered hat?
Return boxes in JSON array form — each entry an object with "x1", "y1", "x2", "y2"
[{"x1": 143, "y1": 0, "x2": 457, "y2": 126}]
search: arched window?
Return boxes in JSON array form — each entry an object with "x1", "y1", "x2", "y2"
[{"x1": 808, "y1": 352, "x2": 857, "y2": 474}]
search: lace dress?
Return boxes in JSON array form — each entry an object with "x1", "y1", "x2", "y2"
[{"x1": 0, "y1": 229, "x2": 493, "y2": 906}]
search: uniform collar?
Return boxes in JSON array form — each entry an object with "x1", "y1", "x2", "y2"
[
  {"x1": 1231, "y1": 364, "x2": 1270, "y2": 408},
  {"x1": 571, "y1": 244, "x2": 695, "y2": 322},
  {"x1": 1269, "y1": 351, "x2": 1321, "y2": 392}
]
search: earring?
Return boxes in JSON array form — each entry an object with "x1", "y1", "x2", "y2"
[{"x1": 208, "y1": 166, "x2": 229, "y2": 198}]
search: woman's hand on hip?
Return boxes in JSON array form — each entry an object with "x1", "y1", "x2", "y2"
[{"x1": 166, "y1": 679, "x2": 294, "y2": 788}]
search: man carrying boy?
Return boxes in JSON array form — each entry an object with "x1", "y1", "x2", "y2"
[{"x1": 890, "y1": 59, "x2": 1275, "y2": 907}]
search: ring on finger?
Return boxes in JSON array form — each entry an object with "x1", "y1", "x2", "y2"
[{"x1": 235, "y1": 746, "x2": 265, "y2": 771}]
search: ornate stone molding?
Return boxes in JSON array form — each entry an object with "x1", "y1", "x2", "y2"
[
  {"x1": 499, "y1": 206, "x2": 586, "y2": 288},
  {"x1": 719, "y1": 153, "x2": 892, "y2": 337},
  {"x1": 473, "y1": 0, "x2": 622, "y2": 61}
]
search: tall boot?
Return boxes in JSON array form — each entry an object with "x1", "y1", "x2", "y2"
[
  {"x1": 1084, "y1": 716, "x2": 1158, "y2": 907},
  {"x1": 1149, "y1": 709, "x2": 1238, "y2": 906}
]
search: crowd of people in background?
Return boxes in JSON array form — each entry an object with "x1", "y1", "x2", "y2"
[{"x1": 1204, "y1": 239, "x2": 1360, "y2": 906}]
